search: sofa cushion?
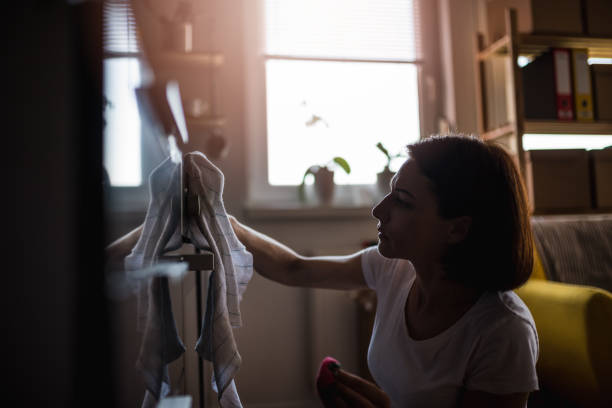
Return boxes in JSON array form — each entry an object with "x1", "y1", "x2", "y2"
[
  {"x1": 531, "y1": 214, "x2": 612, "y2": 292},
  {"x1": 516, "y1": 279, "x2": 612, "y2": 407}
]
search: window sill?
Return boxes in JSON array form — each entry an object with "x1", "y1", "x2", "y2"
[{"x1": 244, "y1": 202, "x2": 374, "y2": 221}]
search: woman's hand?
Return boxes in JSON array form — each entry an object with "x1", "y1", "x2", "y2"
[
  {"x1": 105, "y1": 224, "x2": 143, "y2": 266},
  {"x1": 320, "y1": 368, "x2": 390, "y2": 408}
]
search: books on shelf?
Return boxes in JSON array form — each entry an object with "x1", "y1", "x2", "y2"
[
  {"x1": 523, "y1": 49, "x2": 574, "y2": 120},
  {"x1": 552, "y1": 48, "x2": 574, "y2": 120},
  {"x1": 584, "y1": 0, "x2": 612, "y2": 37},
  {"x1": 525, "y1": 149, "x2": 591, "y2": 213},
  {"x1": 592, "y1": 64, "x2": 612, "y2": 121},
  {"x1": 521, "y1": 48, "x2": 612, "y2": 123},
  {"x1": 571, "y1": 49, "x2": 594, "y2": 122}
]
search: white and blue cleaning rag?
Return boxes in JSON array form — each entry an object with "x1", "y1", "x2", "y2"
[{"x1": 125, "y1": 152, "x2": 253, "y2": 407}]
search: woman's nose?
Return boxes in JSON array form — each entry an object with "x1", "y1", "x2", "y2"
[{"x1": 372, "y1": 194, "x2": 389, "y2": 221}]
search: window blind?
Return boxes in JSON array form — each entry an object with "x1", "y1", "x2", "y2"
[
  {"x1": 103, "y1": 0, "x2": 140, "y2": 55},
  {"x1": 265, "y1": 0, "x2": 422, "y2": 61}
]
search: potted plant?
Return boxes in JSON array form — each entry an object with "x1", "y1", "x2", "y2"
[
  {"x1": 376, "y1": 142, "x2": 404, "y2": 195},
  {"x1": 298, "y1": 157, "x2": 351, "y2": 204}
]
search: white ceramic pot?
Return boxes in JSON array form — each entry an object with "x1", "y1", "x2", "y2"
[
  {"x1": 314, "y1": 167, "x2": 335, "y2": 204},
  {"x1": 377, "y1": 167, "x2": 395, "y2": 195}
]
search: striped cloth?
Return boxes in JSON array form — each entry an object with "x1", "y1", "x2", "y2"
[
  {"x1": 532, "y1": 214, "x2": 612, "y2": 293},
  {"x1": 124, "y1": 157, "x2": 186, "y2": 406},
  {"x1": 184, "y1": 152, "x2": 253, "y2": 408},
  {"x1": 125, "y1": 153, "x2": 253, "y2": 407}
]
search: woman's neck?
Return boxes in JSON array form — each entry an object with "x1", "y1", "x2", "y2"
[
  {"x1": 404, "y1": 265, "x2": 484, "y2": 340},
  {"x1": 409, "y1": 264, "x2": 482, "y2": 314}
]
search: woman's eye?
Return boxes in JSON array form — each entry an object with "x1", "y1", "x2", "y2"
[{"x1": 394, "y1": 196, "x2": 413, "y2": 208}]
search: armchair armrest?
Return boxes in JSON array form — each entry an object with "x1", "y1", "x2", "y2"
[{"x1": 515, "y1": 280, "x2": 612, "y2": 408}]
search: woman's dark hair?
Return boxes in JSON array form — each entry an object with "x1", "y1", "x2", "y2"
[{"x1": 407, "y1": 135, "x2": 533, "y2": 291}]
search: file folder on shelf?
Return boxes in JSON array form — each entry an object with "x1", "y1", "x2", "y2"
[
  {"x1": 552, "y1": 48, "x2": 574, "y2": 121},
  {"x1": 571, "y1": 49, "x2": 594, "y2": 122}
]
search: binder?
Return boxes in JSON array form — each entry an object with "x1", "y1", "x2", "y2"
[
  {"x1": 591, "y1": 64, "x2": 612, "y2": 121},
  {"x1": 571, "y1": 49, "x2": 594, "y2": 122},
  {"x1": 552, "y1": 48, "x2": 574, "y2": 120},
  {"x1": 522, "y1": 51, "x2": 556, "y2": 120}
]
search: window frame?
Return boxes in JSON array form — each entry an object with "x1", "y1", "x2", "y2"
[
  {"x1": 243, "y1": 0, "x2": 433, "y2": 207},
  {"x1": 103, "y1": 50, "x2": 153, "y2": 214}
]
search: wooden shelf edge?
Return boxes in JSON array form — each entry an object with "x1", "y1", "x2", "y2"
[
  {"x1": 524, "y1": 120, "x2": 612, "y2": 135},
  {"x1": 519, "y1": 34, "x2": 612, "y2": 59},
  {"x1": 482, "y1": 123, "x2": 515, "y2": 141},
  {"x1": 479, "y1": 33, "x2": 612, "y2": 59},
  {"x1": 478, "y1": 35, "x2": 510, "y2": 60}
]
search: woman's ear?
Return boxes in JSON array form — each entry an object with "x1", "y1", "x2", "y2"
[{"x1": 447, "y1": 216, "x2": 472, "y2": 244}]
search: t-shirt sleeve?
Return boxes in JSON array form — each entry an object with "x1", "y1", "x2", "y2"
[
  {"x1": 361, "y1": 246, "x2": 400, "y2": 292},
  {"x1": 464, "y1": 316, "x2": 539, "y2": 394},
  {"x1": 360, "y1": 246, "x2": 380, "y2": 289}
]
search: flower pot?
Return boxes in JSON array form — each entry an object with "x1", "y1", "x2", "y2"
[
  {"x1": 314, "y1": 167, "x2": 335, "y2": 204},
  {"x1": 377, "y1": 167, "x2": 395, "y2": 195}
]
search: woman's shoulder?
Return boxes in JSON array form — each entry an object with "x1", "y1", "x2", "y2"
[
  {"x1": 463, "y1": 291, "x2": 540, "y2": 394},
  {"x1": 470, "y1": 290, "x2": 537, "y2": 339}
]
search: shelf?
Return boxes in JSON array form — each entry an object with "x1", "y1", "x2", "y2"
[
  {"x1": 186, "y1": 116, "x2": 226, "y2": 128},
  {"x1": 150, "y1": 51, "x2": 224, "y2": 68},
  {"x1": 482, "y1": 123, "x2": 515, "y2": 141},
  {"x1": 478, "y1": 34, "x2": 612, "y2": 60},
  {"x1": 478, "y1": 35, "x2": 510, "y2": 60},
  {"x1": 519, "y1": 34, "x2": 612, "y2": 59},
  {"x1": 524, "y1": 120, "x2": 612, "y2": 135}
]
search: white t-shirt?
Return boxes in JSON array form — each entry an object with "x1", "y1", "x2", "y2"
[{"x1": 361, "y1": 246, "x2": 539, "y2": 408}]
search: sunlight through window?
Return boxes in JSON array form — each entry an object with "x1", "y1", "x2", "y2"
[
  {"x1": 266, "y1": 60, "x2": 419, "y2": 185},
  {"x1": 103, "y1": 58, "x2": 142, "y2": 187}
]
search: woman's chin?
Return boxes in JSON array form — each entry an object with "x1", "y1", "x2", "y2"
[{"x1": 377, "y1": 240, "x2": 392, "y2": 258}]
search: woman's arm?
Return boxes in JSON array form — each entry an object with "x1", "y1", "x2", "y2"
[
  {"x1": 105, "y1": 224, "x2": 143, "y2": 265},
  {"x1": 229, "y1": 216, "x2": 367, "y2": 290}
]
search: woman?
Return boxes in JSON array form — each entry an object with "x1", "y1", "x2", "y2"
[{"x1": 229, "y1": 135, "x2": 538, "y2": 407}]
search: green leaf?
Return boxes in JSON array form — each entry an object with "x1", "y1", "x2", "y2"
[
  {"x1": 333, "y1": 157, "x2": 351, "y2": 174},
  {"x1": 376, "y1": 142, "x2": 391, "y2": 160}
]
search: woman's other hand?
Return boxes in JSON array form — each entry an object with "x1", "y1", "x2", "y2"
[{"x1": 320, "y1": 368, "x2": 390, "y2": 408}]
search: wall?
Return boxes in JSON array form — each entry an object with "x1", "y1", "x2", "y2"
[{"x1": 438, "y1": 0, "x2": 480, "y2": 134}]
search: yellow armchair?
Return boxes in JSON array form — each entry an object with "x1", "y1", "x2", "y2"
[{"x1": 516, "y1": 269, "x2": 612, "y2": 407}]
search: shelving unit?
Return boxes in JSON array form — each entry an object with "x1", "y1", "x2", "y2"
[{"x1": 474, "y1": 8, "x2": 612, "y2": 177}]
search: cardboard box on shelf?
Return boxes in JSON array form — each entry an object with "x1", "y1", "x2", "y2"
[
  {"x1": 525, "y1": 149, "x2": 591, "y2": 213},
  {"x1": 584, "y1": 0, "x2": 612, "y2": 37},
  {"x1": 486, "y1": 0, "x2": 583, "y2": 43},
  {"x1": 590, "y1": 149, "x2": 612, "y2": 209},
  {"x1": 592, "y1": 65, "x2": 612, "y2": 121}
]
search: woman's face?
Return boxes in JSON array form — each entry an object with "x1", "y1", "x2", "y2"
[{"x1": 372, "y1": 159, "x2": 450, "y2": 265}]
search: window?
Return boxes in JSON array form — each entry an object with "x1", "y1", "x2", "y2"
[
  {"x1": 103, "y1": 0, "x2": 148, "y2": 189},
  {"x1": 104, "y1": 57, "x2": 142, "y2": 186},
  {"x1": 245, "y1": 0, "x2": 426, "y2": 204}
]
